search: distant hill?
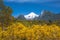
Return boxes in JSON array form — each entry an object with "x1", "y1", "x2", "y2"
[{"x1": 17, "y1": 15, "x2": 26, "y2": 20}]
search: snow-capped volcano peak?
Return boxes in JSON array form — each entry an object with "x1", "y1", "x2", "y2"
[{"x1": 24, "y1": 12, "x2": 39, "y2": 20}]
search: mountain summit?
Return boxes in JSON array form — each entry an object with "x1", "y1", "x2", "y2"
[{"x1": 24, "y1": 12, "x2": 39, "y2": 20}]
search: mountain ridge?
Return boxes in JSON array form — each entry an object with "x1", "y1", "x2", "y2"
[{"x1": 17, "y1": 10, "x2": 60, "y2": 21}]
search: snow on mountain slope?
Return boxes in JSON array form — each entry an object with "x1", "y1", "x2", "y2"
[{"x1": 24, "y1": 12, "x2": 39, "y2": 20}]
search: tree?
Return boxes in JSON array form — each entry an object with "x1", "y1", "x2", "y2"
[
  {"x1": 0, "y1": 0, "x2": 14, "y2": 28},
  {"x1": 1, "y1": 6, "x2": 14, "y2": 26}
]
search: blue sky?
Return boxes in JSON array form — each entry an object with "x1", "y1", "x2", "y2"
[{"x1": 4, "y1": 0, "x2": 60, "y2": 17}]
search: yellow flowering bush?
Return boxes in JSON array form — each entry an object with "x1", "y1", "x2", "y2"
[{"x1": 0, "y1": 22, "x2": 60, "y2": 40}]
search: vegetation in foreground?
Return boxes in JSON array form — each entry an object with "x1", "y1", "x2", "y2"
[{"x1": 0, "y1": 22, "x2": 60, "y2": 40}]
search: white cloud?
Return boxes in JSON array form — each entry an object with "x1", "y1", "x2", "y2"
[
  {"x1": 4, "y1": 0, "x2": 38, "y2": 3},
  {"x1": 4, "y1": 0, "x2": 60, "y2": 3}
]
